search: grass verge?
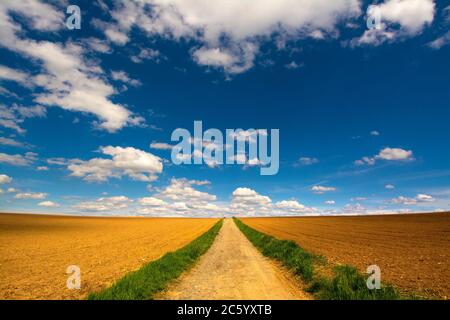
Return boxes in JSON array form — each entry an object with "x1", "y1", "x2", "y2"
[
  {"x1": 233, "y1": 218, "x2": 403, "y2": 300},
  {"x1": 88, "y1": 219, "x2": 223, "y2": 300}
]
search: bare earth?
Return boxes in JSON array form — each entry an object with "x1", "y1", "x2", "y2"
[
  {"x1": 0, "y1": 213, "x2": 218, "y2": 300},
  {"x1": 157, "y1": 219, "x2": 310, "y2": 300},
  {"x1": 242, "y1": 213, "x2": 450, "y2": 299}
]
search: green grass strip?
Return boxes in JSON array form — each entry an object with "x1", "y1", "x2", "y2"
[
  {"x1": 88, "y1": 219, "x2": 223, "y2": 300},
  {"x1": 234, "y1": 218, "x2": 403, "y2": 300}
]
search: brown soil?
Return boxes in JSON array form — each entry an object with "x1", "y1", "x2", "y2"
[
  {"x1": 157, "y1": 219, "x2": 311, "y2": 300},
  {"x1": 241, "y1": 213, "x2": 450, "y2": 299},
  {"x1": 0, "y1": 213, "x2": 218, "y2": 300}
]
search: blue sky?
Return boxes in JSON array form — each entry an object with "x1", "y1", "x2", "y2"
[{"x1": 0, "y1": 0, "x2": 449, "y2": 217}]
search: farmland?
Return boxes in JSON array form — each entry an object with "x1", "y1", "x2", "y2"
[
  {"x1": 241, "y1": 213, "x2": 450, "y2": 299},
  {"x1": 0, "y1": 213, "x2": 218, "y2": 300}
]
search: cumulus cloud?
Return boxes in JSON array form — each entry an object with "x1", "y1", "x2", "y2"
[
  {"x1": 352, "y1": 0, "x2": 435, "y2": 46},
  {"x1": 131, "y1": 48, "x2": 163, "y2": 63},
  {"x1": 341, "y1": 202, "x2": 367, "y2": 214},
  {"x1": 82, "y1": 38, "x2": 112, "y2": 54},
  {"x1": 136, "y1": 178, "x2": 220, "y2": 217},
  {"x1": 157, "y1": 178, "x2": 216, "y2": 202},
  {"x1": 229, "y1": 187, "x2": 318, "y2": 216},
  {"x1": 38, "y1": 201, "x2": 59, "y2": 207},
  {"x1": 73, "y1": 178, "x2": 218, "y2": 216},
  {"x1": 192, "y1": 44, "x2": 258, "y2": 74},
  {"x1": 0, "y1": 152, "x2": 36, "y2": 166},
  {"x1": 0, "y1": 1, "x2": 144, "y2": 132},
  {"x1": 273, "y1": 200, "x2": 318, "y2": 215},
  {"x1": 138, "y1": 197, "x2": 168, "y2": 206},
  {"x1": 68, "y1": 146, "x2": 163, "y2": 182},
  {"x1": 385, "y1": 184, "x2": 395, "y2": 189},
  {"x1": 325, "y1": 200, "x2": 336, "y2": 205},
  {"x1": 15, "y1": 192, "x2": 47, "y2": 199},
  {"x1": 74, "y1": 196, "x2": 132, "y2": 212},
  {"x1": 390, "y1": 193, "x2": 435, "y2": 205},
  {"x1": 0, "y1": 65, "x2": 30, "y2": 85},
  {"x1": 229, "y1": 187, "x2": 272, "y2": 216},
  {"x1": 311, "y1": 185, "x2": 337, "y2": 194},
  {"x1": 111, "y1": 71, "x2": 142, "y2": 87},
  {"x1": 355, "y1": 147, "x2": 414, "y2": 165},
  {"x1": 0, "y1": 174, "x2": 12, "y2": 184},
  {"x1": 96, "y1": 0, "x2": 362, "y2": 74}
]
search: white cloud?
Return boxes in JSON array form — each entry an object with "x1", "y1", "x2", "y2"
[
  {"x1": 0, "y1": 104, "x2": 46, "y2": 134},
  {"x1": 74, "y1": 196, "x2": 132, "y2": 212},
  {"x1": 100, "y1": 0, "x2": 362, "y2": 74},
  {"x1": 230, "y1": 187, "x2": 272, "y2": 216},
  {"x1": 0, "y1": 174, "x2": 12, "y2": 184},
  {"x1": 157, "y1": 178, "x2": 216, "y2": 202},
  {"x1": 370, "y1": 130, "x2": 380, "y2": 136},
  {"x1": 351, "y1": 197, "x2": 367, "y2": 202},
  {"x1": 37, "y1": 166, "x2": 49, "y2": 171},
  {"x1": 385, "y1": 184, "x2": 395, "y2": 189},
  {"x1": 341, "y1": 202, "x2": 367, "y2": 214},
  {"x1": 135, "y1": 178, "x2": 220, "y2": 217},
  {"x1": 325, "y1": 200, "x2": 336, "y2": 205},
  {"x1": 131, "y1": 48, "x2": 162, "y2": 63},
  {"x1": 375, "y1": 0, "x2": 435, "y2": 33},
  {"x1": 150, "y1": 142, "x2": 174, "y2": 150},
  {"x1": 378, "y1": 147, "x2": 413, "y2": 160},
  {"x1": 68, "y1": 146, "x2": 163, "y2": 182},
  {"x1": 15, "y1": 192, "x2": 47, "y2": 199},
  {"x1": 311, "y1": 185, "x2": 337, "y2": 194},
  {"x1": 352, "y1": 0, "x2": 435, "y2": 46},
  {"x1": 416, "y1": 193, "x2": 435, "y2": 202},
  {"x1": 138, "y1": 197, "x2": 168, "y2": 206},
  {"x1": 0, "y1": 65, "x2": 30, "y2": 85},
  {"x1": 7, "y1": 187, "x2": 17, "y2": 193},
  {"x1": 390, "y1": 193, "x2": 435, "y2": 205},
  {"x1": 111, "y1": 71, "x2": 142, "y2": 87},
  {"x1": 355, "y1": 147, "x2": 414, "y2": 165},
  {"x1": 296, "y1": 157, "x2": 319, "y2": 166},
  {"x1": 285, "y1": 61, "x2": 303, "y2": 70},
  {"x1": 192, "y1": 44, "x2": 258, "y2": 74},
  {"x1": 232, "y1": 187, "x2": 271, "y2": 205},
  {"x1": 0, "y1": 137, "x2": 24, "y2": 147},
  {"x1": 0, "y1": 152, "x2": 34, "y2": 166},
  {"x1": 38, "y1": 201, "x2": 59, "y2": 207},
  {"x1": 105, "y1": 28, "x2": 130, "y2": 45},
  {"x1": 0, "y1": 1, "x2": 144, "y2": 132},
  {"x1": 428, "y1": 31, "x2": 450, "y2": 49},
  {"x1": 47, "y1": 157, "x2": 68, "y2": 166},
  {"x1": 273, "y1": 200, "x2": 318, "y2": 215},
  {"x1": 229, "y1": 187, "x2": 318, "y2": 216},
  {"x1": 83, "y1": 38, "x2": 112, "y2": 54}
]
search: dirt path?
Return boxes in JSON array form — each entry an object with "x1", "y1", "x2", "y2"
[{"x1": 157, "y1": 219, "x2": 310, "y2": 300}]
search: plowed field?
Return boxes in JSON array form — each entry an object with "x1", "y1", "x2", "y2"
[
  {"x1": 242, "y1": 213, "x2": 450, "y2": 299},
  {"x1": 0, "y1": 213, "x2": 218, "y2": 300}
]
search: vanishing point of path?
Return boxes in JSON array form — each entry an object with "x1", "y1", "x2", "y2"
[{"x1": 157, "y1": 219, "x2": 311, "y2": 300}]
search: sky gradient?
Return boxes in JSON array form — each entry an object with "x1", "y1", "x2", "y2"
[{"x1": 0, "y1": 0, "x2": 449, "y2": 217}]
